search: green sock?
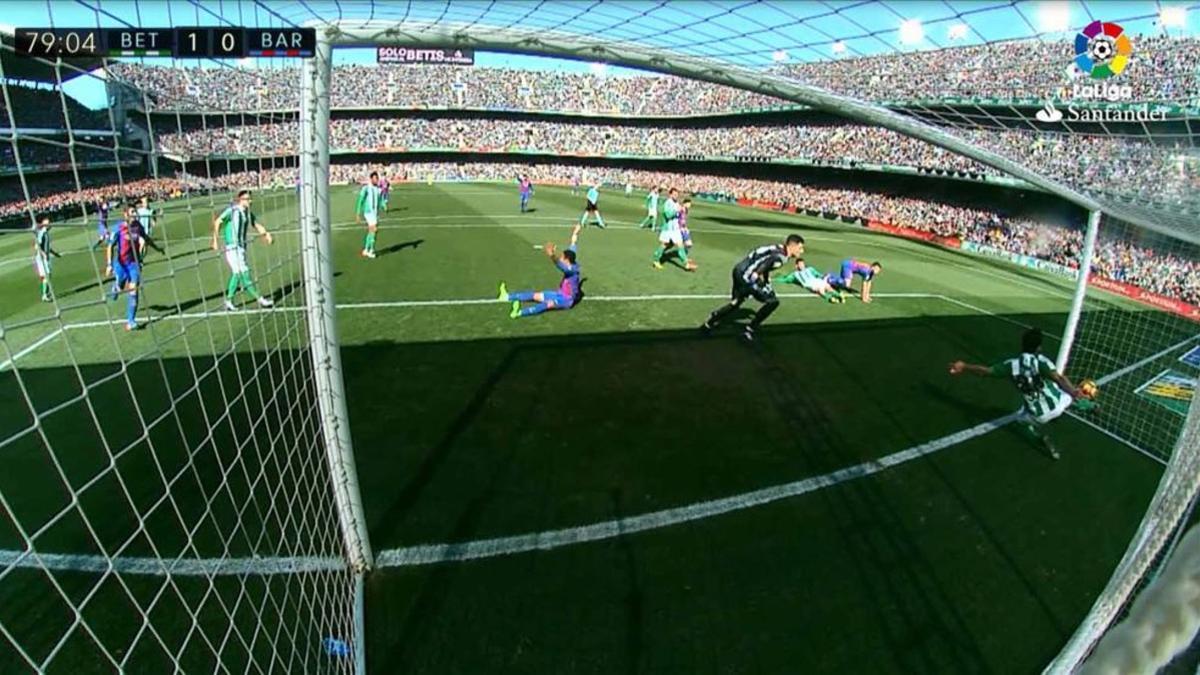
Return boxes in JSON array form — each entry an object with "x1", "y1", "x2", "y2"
[
  {"x1": 226, "y1": 273, "x2": 239, "y2": 300},
  {"x1": 40, "y1": 281, "x2": 48, "y2": 297},
  {"x1": 241, "y1": 272, "x2": 260, "y2": 300},
  {"x1": 579, "y1": 214, "x2": 588, "y2": 225},
  {"x1": 676, "y1": 248, "x2": 689, "y2": 264},
  {"x1": 652, "y1": 246, "x2": 665, "y2": 262},
  {"x1": 365, "y1": 232, "x2": 377, "y2": 252},
  {"x1": 1017, "y1": 422, "x2": 1045, "y2": 443},
  {"x1": 596, "y1": 215, "x2": 606, "y2": 228}
]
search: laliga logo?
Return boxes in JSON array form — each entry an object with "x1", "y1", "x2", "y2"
[{"x1": 1074, "y1": 20, "x2": 1133, "y2": 80}]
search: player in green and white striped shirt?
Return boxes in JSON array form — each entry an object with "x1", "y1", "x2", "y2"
[
  {"x1": 32, "y1": 216, "x2": 61, "y2": 302},
  {"x1": 949, "y1": 327, "x2": 1096, "y2": 459},
  {"x1": 356, "y1": 171, "x2": 384, "y2": 259},
  {"x1": 778, "y1": 259, "x2": 843, "y2": 303},
  {"x1": 211, "y1": 190, "x2": 274, "y2": 311}
]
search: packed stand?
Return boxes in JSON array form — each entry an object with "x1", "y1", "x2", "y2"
[
  {"x1": 0, "y1": 83, "x2": 112, "y2": 129},
  {"x1": 152, "y1": 118, "x2": 1199, "y2": 208},
  {"x1": 0, "y1": 139, "x2": 138, "y2": 172},
  {"x1": 109, "y1": 38, "x2": 1200, "y2": 115}
]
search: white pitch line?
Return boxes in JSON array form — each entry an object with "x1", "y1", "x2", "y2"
[
  {"x1": 375, "y1": 413, "x2": 1017, "y2": 568},
  {"x1": 0, "y1": 549, "x2": 344, "y2": 576},
  {"x1": 0, "y1": 328, "x2": 63, "y2": 372},
  {"x1": 1098, "y1": 335, "x2": 1200, "y2": 386}
]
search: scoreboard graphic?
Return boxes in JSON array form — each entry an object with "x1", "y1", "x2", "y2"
[{"x1": 15, "y1": 27, "x2": 317, "y2": 59}]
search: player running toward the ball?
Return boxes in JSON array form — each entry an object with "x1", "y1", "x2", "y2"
[
  {"x1": 32, "y1": 216, "x2": 61, "y2": 302},
  {"x1": 778, "y1": 259, "x2": 843, "y2": 303},
  {"x1": 356, "y1": 171, "x2": 384, "y2": 258},
  {"x1": 579, "y1": 184, "x2": 606, "y2": 229},
  {"x1": 498, "y1": 224, "x2": 582, "y2": 319},
  {"x1": 702, "y1": 234, "x2": 805, "y2": 343},
  {"x1": 652, "y1": 188, "x2": 696, "y2": 271},
  {"x1": 212, "y1": 190, "x2": 274, "y2": 311},
  {"x1": 949, "y1": 327, "x2": 1096, "y2": 460},
  {"x1": 638, "y1": 186, "x2": 660, "y2": 230},
  {"x1": 827, "y1": 258, "x2": 881, "y2": 303},
  {"x1": 518, "y1": 174, "x2": 534, "y2": 213}
]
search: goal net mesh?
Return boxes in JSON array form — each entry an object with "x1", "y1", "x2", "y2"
[
  {"x1": 0, "y1": 21, "x2": 356, "y2": 675},
  {"x1": 0, "y1": 0, "x2": 1197, "y2": 672}
]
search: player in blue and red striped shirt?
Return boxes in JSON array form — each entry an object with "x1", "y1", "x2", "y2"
[
  {"x1": 826, "y1": 258, "x2": 882, "y2": 303},
  {"x1": 518, "y1": 175, "x2": 533, "y2": 213},
  {"x1": 105, "y1": 204, "x2": 160, "y2": 330},
  {"x1": 498, "y1": 224, "x2": 582, "y2": 319}
]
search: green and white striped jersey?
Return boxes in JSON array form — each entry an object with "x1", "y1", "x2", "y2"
[
  {"x1": 356, "y1": 184, "x2": 382, "y2": 217},
  {"x1": 33, "y1": 226, "x2": 50, "y2": 258},
  {"x1": 217, "y1": 205, "x2": 253, "y2": 248},
  {"x1": 991, "y1": 352, "x2": 1066, "y2": 418}
]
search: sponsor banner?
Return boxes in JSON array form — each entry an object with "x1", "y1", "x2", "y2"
[
  {"x1": 736, "y1": 198, "x2": 797, "y2": 213},
  {"x1": 959, "y1": 241, "x2": 1078, "y2": 279},
  {"x1": 1135, "y1": 370, "x2": 1196, "y2": 416},
  {"x1": 1086, "y1": 276, "x2": 1200, "y2": 322},
  {"x1": 1179, "y1": 346, "x2": 1200, "y2": 369},
  {"x1": 376, "y1": 47, "x2": 475, "y2": 65},
  {"x1": 866, "y1": 220, "x2": 961, "y2": 249}
]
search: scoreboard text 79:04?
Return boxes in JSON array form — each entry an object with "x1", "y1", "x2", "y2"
[{"x1": 14, "y1": 28, "x2": 316, "y2": 58}]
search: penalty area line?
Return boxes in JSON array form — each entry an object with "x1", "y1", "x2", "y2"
[
  {"x1": 375, "y1": 413, "x2": 1017, "y2": 568},
  {"x1": 0, "y1": 549, "x2": 345, "y2": 576}
]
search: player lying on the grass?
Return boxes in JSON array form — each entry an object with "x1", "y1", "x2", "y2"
[
  {"x1": 105, "y1": 205, "x2": 153, "y2": 330},
  {"x1": 32, "y1": 216, "x2": 62, "y2": 302},
  {"x1": 778, "y1": 259, "x2": 843, "y2": 303},
  {"x1": 212, "y1": 189, "x2": 275, "y2": 311},
  {"x1": 356, "y1": 171, "x2": 384, "y2": 258},
  {"x1": 827, "y1": 258, "x2": 882, "y2": 303},
  {"x1": 652, "y1": 188, "x2": 696, "y2": 271},
  {"x1": 638, "y1": 186, "x2": 660, "y2": 229},
  {"x1": 579, "y1": 184, "x2": 606, "y2": 229},
  {"x1": 518, "y1": 174, "x2": 534, "y2": 213},
  {"x1": 948, "y1": 327, "x2": 1096, "y2": 460},
  {"x1": 498, "y1": 224, "x2": 582, "y2": 319},
  {"x1": 702, "y1": 234, "x2": 805, "y2": 343}
]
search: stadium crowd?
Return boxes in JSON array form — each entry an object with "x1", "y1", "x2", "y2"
[
  {"x1": 109, "y1": 37, "x2": 1200, "y2": 115},
  {"x1": 152, "y1": 118, "x2": 1198, "y2": 208},
  {"x1": 5, "y1": 161, "x2": 1195, "y2": 304},
  {"x1": 0, "y1": 84, "x2": 112, "y2": 129}
]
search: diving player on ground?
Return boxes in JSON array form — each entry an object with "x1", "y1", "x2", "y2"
[
  {"x1": 779, "y1": 259, "x2": 843, "y2": 303},
  {"x1": 949, "y1": 327, "x2": 1096, "y2": 460},
  {"x1": 702, "y1": 234, "x2": 805, "y2": 343},
  {"x1": 498, "y1": 224, "x2": 582, "y2": 319},
  {"x1": 828, "y1": 258, "x2": 882, "y2": 303}
]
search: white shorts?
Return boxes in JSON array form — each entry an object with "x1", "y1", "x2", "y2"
[
  {"x1": 224, "y1": 247, "x2": 249, "y2": 274},
  {"x1": 647, "y1": 207, "x2": 657, "y2": 218},
  {"x1": 801, "y1": 277, "x2": 824, "y2": 292},
  {"x1": 34, "y1": 255, "x2": 49, "y2": 278},
  {"x1": 364, "y1": 213, "x2": 378, "y2": 227},
  {"x1": 658, "y1": 227, "x2": 683, "y2": 247},
  {"x1": 1019, "y1": 392, "x2": 1073, "y2": 425}
]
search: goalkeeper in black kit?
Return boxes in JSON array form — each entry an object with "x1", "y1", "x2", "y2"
[{"x1": 701, "y1": 234, "x2": 805, "y2": 342}]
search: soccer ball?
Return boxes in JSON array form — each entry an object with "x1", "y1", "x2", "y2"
[
  {"x1": 1090, "y1": 39, "x2": 1115, "y2": 62},
  {"x1": 1078, "y1": 379, "x2": 1100, "y2": 399}
]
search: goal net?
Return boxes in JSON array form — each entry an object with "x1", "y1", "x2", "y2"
[
  {"x1": 0, "y1": 26, "x2": 364, "y2": 675},
  {"x1": 0, "y1": 0, "x2": 1197, "y2": 673}
]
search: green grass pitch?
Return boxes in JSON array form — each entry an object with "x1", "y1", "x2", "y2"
[{"x1": 0, "y1": 181, "x2": 1187, "y2": 673}]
